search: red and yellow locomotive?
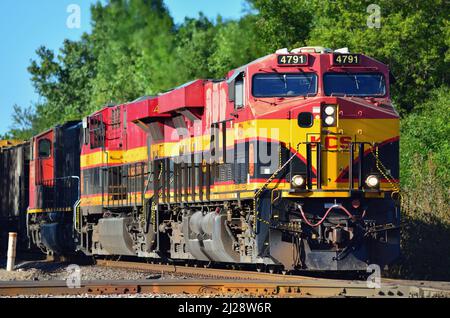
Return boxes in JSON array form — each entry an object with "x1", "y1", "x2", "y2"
[{"x1": 24, "y1": 47, "x2": 400, "y2": 271}]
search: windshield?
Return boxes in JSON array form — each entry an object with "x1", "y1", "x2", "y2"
[
  {"x1": 324, "y1": 73, "x2": 386, "y2": 97},
  {"x1": 252, "y1": 73, "x2": 317, "y2": 98}
]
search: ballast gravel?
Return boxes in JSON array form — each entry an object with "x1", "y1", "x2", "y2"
[
  {"x1": 0, "y1": 261, "x2": 252, "y2": 298},
  {"x1": 0, "y1": 261, "x2": 188, "y2": 282}
]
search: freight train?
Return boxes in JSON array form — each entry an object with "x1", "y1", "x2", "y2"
[{"x1": 0, "y1": 47, "x2": 401, "y2": 271}]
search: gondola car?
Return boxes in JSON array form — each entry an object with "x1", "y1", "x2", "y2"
[{"x1": 0, "y1": 141, "x2": 29, "y2": 253}]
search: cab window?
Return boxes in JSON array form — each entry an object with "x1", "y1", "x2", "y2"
[
  {"x1": 324, "y1": 73, "x2": 386, "y2": 97},
  {"x1": 252, "y1": 73, "x2": 317, "y2": 98},
  {"x1": 38, "y1": 139, "x2": 51, "y2": 158}
]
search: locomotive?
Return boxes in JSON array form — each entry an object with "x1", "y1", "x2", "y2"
[{"x1": 3, "y1": 47, "x2": 401, "y2": 271}]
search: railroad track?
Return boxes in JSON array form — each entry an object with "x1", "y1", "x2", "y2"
[
  {"x1": 0, "y1": 278, "x2": 443, "y2": 298},
  {"x1": 96, "y1": 260, "x2": 450, "y2": 292},
  {"x1": 1, "y1": 260, "x2": 449, "y2": 298},
  {"x1": 97, "y1": 260, "x2": 450, "y2": 297},
  {"x1": 1, "y1": 277, "x2": 449, "y2": 298}
]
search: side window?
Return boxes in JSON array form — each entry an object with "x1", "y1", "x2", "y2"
[
  {"x1": 38, "y1": 139, "x2": 51, "y2": 158},
  {"x1": 82, "y1": 118, "x2": 90, "y2": 145},
  {"x1": 235, "y1": 78, "x2": 244, "y2": 109},
  {"x1": 210, "y1": 123, "x2": 219, "y2": 158},
  {"x1": 89, "y1": 115, "x2": 105, "y2": 149},
  {"x1": 228, "y1": 72, "x2": 245, "y2": 110}
]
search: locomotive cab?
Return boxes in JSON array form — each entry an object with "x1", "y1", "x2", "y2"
[
  {"x1": 225, "y1": 47, "x2": 400, "y2": 270},
  {"x1": 28, "y1": 121, "x2": 82, "y2": 255}
]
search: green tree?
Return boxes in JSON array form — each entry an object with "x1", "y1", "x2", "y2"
[
  {"x1": 400, "y1": 86, "x2": 450, "y2": 188},
  {"x1": 10, "y1": 35, "x2": 96, "y2": 139},
  {"x1": 249, "y1": 0, "x2": 449, "y2": 113},
  {"x1": 384, "y1": 86, "x2": 450, "y2": 280},
  {"x1": 8, "y1": 104, "x2": 46, "y2": 140},
  {"x1": 89, "y1": 0, "x2": 179, "y2": 106},
  {"x1": 304, "y1": 0, "x2": 449, "y2": 113},
  {"x1": 174, "y1": 14, "x2": 219, "y2": 82},
  {"x1": 174, "y1": 13, "x2": 266, "y2": 81},
  {"x1": 209, "y1": 15, "x2": 267, "y2": 77},
  {"x1": 248, "y1": 0, "x2": 314, "y2": 52}
]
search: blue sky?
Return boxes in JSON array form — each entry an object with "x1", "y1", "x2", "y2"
[{"x1": 0, "y1": 0, "x2": 246, "y2": 135}]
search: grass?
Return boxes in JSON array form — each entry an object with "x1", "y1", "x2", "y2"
[{"x1": 388, "y1": 156, "x2": 450, "y2": 281}]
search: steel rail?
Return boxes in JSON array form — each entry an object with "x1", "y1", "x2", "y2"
[
  {"x1": 92, "y1": 260, "x2": 450, "y2": 298},
  {"x1": 95, "y1": 259, "x2": 315, "y2": 282},
  {"x1": 2, "y1": 260, "x2": 448, "y2": 298},
  {"x1": 0, "y1": 278, "x2": 449, "y2": 298}
]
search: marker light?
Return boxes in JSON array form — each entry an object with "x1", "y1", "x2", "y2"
[
  {"x1": 324, "y1": 106, "x2": 336, "y2": 116},
  {"x1": 292, "y1": 175, "x2": 306, "y2": 188},
  {"x1": 365, "y1": 175, "x2": 380, "y2": 188},
  {"x1": 324, "y1": 116, "x2": 335, "y2": 126}
]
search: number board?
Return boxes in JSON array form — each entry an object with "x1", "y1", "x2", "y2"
[
  {"x1": 333, "y1": 54, "x2": 361, "y2": 65},
  {"x1": 277, "y1": 54, "x2": 308, "y2": 66}
]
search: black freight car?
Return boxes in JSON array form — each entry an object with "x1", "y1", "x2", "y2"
[{"x1": 0, "y1": 141, "x2": 30, "y2": 254}]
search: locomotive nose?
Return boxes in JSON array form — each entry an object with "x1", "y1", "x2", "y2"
[
  {"x1": 326, "y1": 97, "x2": 399, "y2": 191},
  {"x1": 288, "y1": 97, "x2": 398, "y2": 192}
]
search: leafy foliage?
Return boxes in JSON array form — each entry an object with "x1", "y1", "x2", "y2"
[
  {"x1": 208, "y1": 15, "x2": 267, "y2": 78},
  {"x1": 11, "y1": 0, "x2": 449, "y2": 136},
  {"x1": 400, "y1": 87, "x2": 450, "y2": 189},
  {"x1": 248, "y1": 0, "x2": 314, "y2": 51},
  {"x1": 250, "y1": 0, "x2": 449, "y2": 113},
  {"x1": 90, "y1": 0, "x2": 180, "y2": 105},
  {"x1": 11, "y1": 35, "x2": 96, "y2": 138},
  {"x1": 386, "y1": 86, "x2": 450, "y2": 280},
  {"x1": 389, "y1": 155, "x2": 450, "y2": 281},
  {"x1": 174, "y1": 14, "x2": 220, "y2": 81},
  {"x1": 7, "y1": 104, "x2": 45, "y2": 140}
]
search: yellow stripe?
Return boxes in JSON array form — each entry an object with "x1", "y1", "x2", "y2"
[
  {"x1": 80, "y1": 179, "x2": 389, "y2": 207},
  {"x1": 80, "y1": 117, "x2": 399, "y2": 194},
  {"x1": 28, "y1": 207, "x2": 73, "y2": 214},
  {"x1": 81, "y1": 147, "x2": 148, "y2": 168},
  {"x1": 81, "y1": 118, "x2": 398, "y2": 163}
]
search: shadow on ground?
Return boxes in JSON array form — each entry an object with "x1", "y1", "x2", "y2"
[{"x1": 387, "y1": 214, "x2": 450, "y2": 281}]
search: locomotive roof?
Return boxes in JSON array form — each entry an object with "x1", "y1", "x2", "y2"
[
  {"x1": 85, "y1": 48, "x2": 389, "y2": 119},
  {"x1": 32, "y1": 120, "x2": 81, "y2": 139}
]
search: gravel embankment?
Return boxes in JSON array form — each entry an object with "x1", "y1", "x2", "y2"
[
  {"x1": 0, "y1": 261, "x2": 187, "y2": 282},
  {"x1": 0, "y1": 261, "x2": 235, "y2": 298}
]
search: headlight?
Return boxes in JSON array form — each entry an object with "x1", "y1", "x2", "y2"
[
  {"x1": 292, "y1": 175, "x2": 305, "y2": 188},
  {"x1": 324, "y1": 116, "x2": 335, "y2": 126},
  {"x1": 324, "y1": 106, "x2": 336, "y2": 116},
  {"x1": 365, "y1": 175, "x2": 380, "y2": 188}
]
